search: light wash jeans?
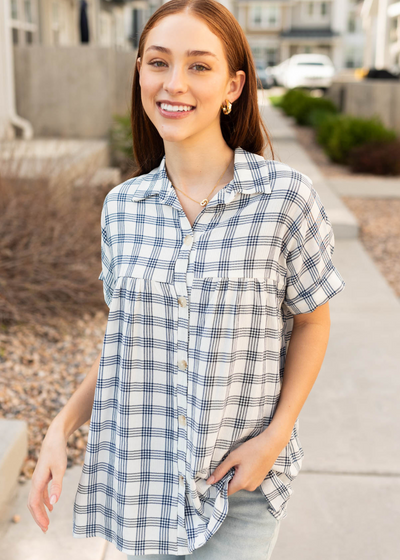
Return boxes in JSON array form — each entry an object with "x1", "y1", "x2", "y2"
[{"x1": 126, "y1": 488, "x2": 281, "y2": 560}]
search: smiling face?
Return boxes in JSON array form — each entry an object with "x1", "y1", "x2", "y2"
[{"x1": 136, "y1": 11, "x2": 245, "y2": 146}]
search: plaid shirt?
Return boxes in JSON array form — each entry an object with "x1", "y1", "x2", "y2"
[{"x1": 73, "y1": 146, "x2": 345, "y2": 556}]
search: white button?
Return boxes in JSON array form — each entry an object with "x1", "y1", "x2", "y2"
[
  {"x1": 179, "y1": 415, "x2": 186, "y2": 426},
  {"x1": 184, "y1": 235, "x2": 193, "y2": 246},
  {"x1": 178, "y1": 296, "x2": 187, "y2": 307},
  {"x1": 179, "y1": 475, "x2": 185, "y2": 486},
  {"x1": 178, "y1": 359, "x2": 188, "y2": 370}
]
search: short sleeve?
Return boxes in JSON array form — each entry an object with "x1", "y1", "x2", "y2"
[
  {"x1": 282, "y1": 180, "x2": 346, "y2": 315},
  {"x1": 98, "y1": 198, "x2": 115, "y2": 309}
]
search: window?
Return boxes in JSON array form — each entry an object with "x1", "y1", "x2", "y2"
[
  {"x1": 24, "y1": 0, "x2": 33, "y2": 23},
  {"x1": 348, "y1": 13, "x2": 356, "y2": 33},
  {"x1": 52, "y1": 1, "x2": 60, "y2": 45},
  {"x1": 303, "y1": 1, "x2": 330, "y2": 21},
  {"x1": 9, "y1": 0, "x2": 38, "y2": 45},
  {"x1": 250, "y1": 5, "x2": 280, "y2": 29},
  {"x1": 389, "y1": 17, "x2": 398, "y2": 42},
  {"x1": 345, "y1": 47, "x2": 362, "y2": 68},
  {"x1": 266, "y1": 48, "x2": 278, "y2": 66},
  {"x1": 11, "y1": 0, "x2": 18, "y2": 19},
  {"x1": 251, "y1": 46, "x2": 279, "y2": 68},
  {"x1": 267, "y1": 7, "x2": 278, "y2": 26}
]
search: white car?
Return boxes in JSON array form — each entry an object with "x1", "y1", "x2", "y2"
[{"x1": 269, "y1": 54, "x2": 336, "y2": 90}]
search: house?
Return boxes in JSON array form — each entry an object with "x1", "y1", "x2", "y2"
[
  {"x1": 0, "y1": 0, "x2": 162, "y2": 140},
  {"x1": 234, "y1": 0, "x2": 365, "y2": 70}
]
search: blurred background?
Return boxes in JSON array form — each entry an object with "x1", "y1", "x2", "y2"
[{"x1": 0, "y1": 1, "x2": 400, "y2": 559}]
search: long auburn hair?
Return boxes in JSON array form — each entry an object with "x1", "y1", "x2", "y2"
[{"x1": 130, "y1": 0, "x2": 275, "y2": 178}]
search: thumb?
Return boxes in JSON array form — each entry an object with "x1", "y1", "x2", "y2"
[{"x1": 206, "y1": 457, "x2": 234, "y2": 485}]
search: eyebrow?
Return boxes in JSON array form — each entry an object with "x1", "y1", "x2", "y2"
[{"x1": 145, "y1": 45, "x2": 218, "y2": 60}]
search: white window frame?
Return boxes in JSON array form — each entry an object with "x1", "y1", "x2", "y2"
[
  {"x1": 9, "y1": 0, "x2": 38, "y2": 45},
  {"x1": 301, "y1": 1, "x2": 331, "y2": 23},
  {"x1": 249, "y1": 4, "x2": 281, "y2": 30}
]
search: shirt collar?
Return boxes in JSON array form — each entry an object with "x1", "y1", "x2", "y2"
[{"x1": 130, "y1": 146, "x2": 271, "y2": 206}]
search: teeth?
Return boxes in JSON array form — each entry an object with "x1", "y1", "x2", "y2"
[{"x1": 160, "y1": 103, "x2": 194, "y2": 112}]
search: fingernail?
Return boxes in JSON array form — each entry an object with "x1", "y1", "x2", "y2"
[
  {"x1": 207, "y1": 475, "x2": 215, "y2": 484},
  {"x1": 50, "y1": 495, "x2": 57, "y2": 505}
]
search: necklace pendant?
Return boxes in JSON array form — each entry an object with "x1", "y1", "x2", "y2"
[{"x1": 200, "y1": 199, "x2": 208, "y2": 207}]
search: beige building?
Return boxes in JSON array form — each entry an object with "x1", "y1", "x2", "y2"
[
  {"x1": 6, "y1": 0, "x2": 152, "y2": 48},
  {"x1": 234, "y1": 0, "x2": 365, "y2": 70},
  {"x1": 0, "y1": 0, "x2": 163, "y2": 140}
]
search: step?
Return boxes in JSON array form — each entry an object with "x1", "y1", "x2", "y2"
[
  {"x1": 0, "y1": 419, "x2": 28, "y2": 534},
  {"x1": 72, "y1": 166, "x2": 121, "y2": 189},
  {"x1": 326, "y1": 176, "x2": 400, "y2": 198},
  {"x1": 0, "y1": 138, "x2": 110, "y2": 190}
]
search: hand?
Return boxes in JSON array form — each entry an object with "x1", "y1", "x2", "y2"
[
  {"x1": 206, "y1": 427, "x2": 289, "y2": 496},
  {"x1": 27, "y1": 424, "x2": 68, "y2": 533}
]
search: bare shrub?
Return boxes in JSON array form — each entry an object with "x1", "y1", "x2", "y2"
[{"x1": 0, "y1": 173, "x2": 111, "y2": 332}]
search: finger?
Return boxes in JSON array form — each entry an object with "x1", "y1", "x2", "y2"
[
  {"x1": 227, "y1": 477, "x2": 241, "y2": 496},
  {"x1": 28, "y1": 471, "x2": 52, "y2": 531},
  {"x1": 48, "y1": 468, "x2": 64, "y2": 506},
  {"x1": 207, "y1": 461, "x2": 232, "y2": 484},
  {"x1": 207, "y1": 469, "x2": 220, "y2": 484},
  {"x1": 28, "y1": 495, "x2": 50, "y2": 531},
  {"x1": 43, "y1": 483, "x2": 53, "y2": 512}
]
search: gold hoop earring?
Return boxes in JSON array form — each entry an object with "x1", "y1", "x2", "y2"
[{"x1": 221, "y1": 99, "x2": 232, "y2": 115}]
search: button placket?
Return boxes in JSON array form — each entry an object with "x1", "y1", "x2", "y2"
[
  {"x1": 174, "y1": 222, "x2": 195, "y2": 548},
  {"x1": 173, "y1": 210, "x2": 213, "y2": 551}
]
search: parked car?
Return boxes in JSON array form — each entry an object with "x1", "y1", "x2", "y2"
[
  {"x1": 255, "y1": 63, "x2": 275, "y2": 89},
  {"x1": 269, "y1": 54, "x2": 336, "y2": 90},
  {"x1": 365, "y1": 68, "x2": 400, "y2": 80}
]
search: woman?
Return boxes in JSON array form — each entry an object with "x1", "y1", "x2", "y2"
[{"x1": 28, "y1": 1, "x2": 346, "y2": 559}]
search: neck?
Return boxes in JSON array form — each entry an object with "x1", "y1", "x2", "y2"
[{"x1": 163, "y1": 139, "x2": 235, "y2": 196}]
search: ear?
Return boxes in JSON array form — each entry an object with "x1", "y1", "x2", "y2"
[
  {"x1": 137, "y1": 57, "x2": 141, "y2": 74},
  {"x1": 227, "y1": 70, "x2": 246, "y2": 103}
]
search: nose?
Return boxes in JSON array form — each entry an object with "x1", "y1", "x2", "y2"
[{"x1": 163, "y1": 64, "x2": 188, "y2": 95}]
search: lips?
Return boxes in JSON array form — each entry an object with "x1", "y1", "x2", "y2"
[{"x1": 156, "y1": 102, "x2": 196, "y2": 119}]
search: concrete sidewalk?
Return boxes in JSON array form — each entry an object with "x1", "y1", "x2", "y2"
[
  {"x1": 1, "y1": 98, "x2": 399, "y2": 560},
  {"x1": 327, "y1": 176, "x2": 400, "y2": 199},
  {"x1": 260, "y1": 96, "x2": 400, "y2": 560}
]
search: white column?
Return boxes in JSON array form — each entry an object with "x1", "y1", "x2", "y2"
[
  {"x1": 375, "y1": 0, "x2": 390, "y2": 67},
  {"x1": 0, "y1": 0, "x2": 33, "y2": 140}
]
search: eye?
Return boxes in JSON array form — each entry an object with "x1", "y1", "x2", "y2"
[
  {"x1": 192, "y1": 64, "x2": 209, "y2": 72},
  {"x1": 148, "y1": 60, "x2": 167, "y2": 68},
  {"x1": 147, "y1": 60, "x2": 210, "y2": 72}
]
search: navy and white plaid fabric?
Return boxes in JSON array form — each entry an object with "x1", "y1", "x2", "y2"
[{"x1": 73, "y1": 146, "x2": 345, "y2": 555}]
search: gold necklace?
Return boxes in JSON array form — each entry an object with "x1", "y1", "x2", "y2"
[{"x1": 166, "y1": 157, "x2": 233, "y2": 207}]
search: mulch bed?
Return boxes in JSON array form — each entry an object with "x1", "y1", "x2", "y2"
[{"x1": 0, "y1": 312, "x2": 107, "y2": 483}]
